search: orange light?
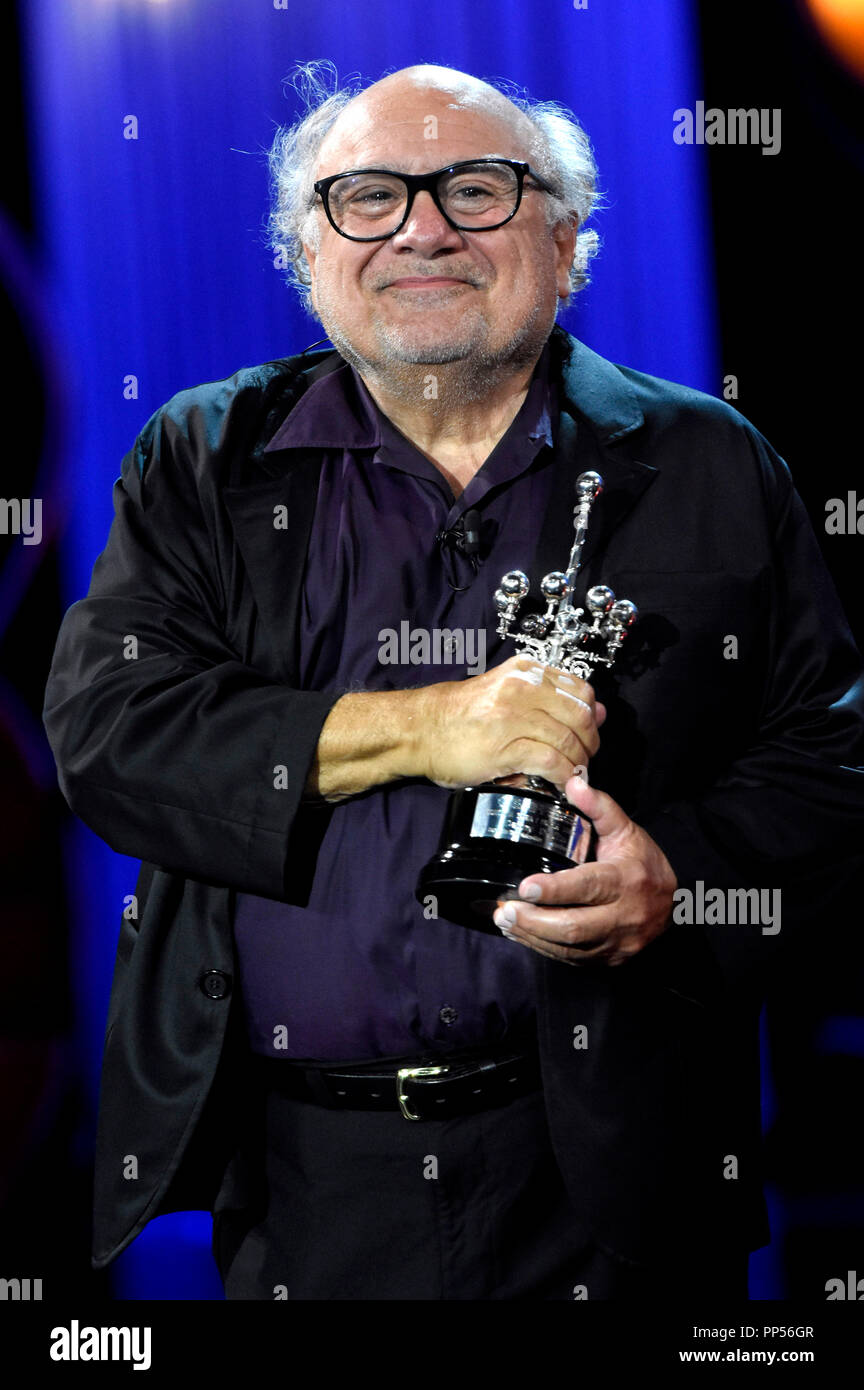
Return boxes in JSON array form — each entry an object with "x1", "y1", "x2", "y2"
[{"x1": 804, "y1": 0, "x2": 864, "y2": 81}]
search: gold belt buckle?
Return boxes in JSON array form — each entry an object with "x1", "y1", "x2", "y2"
[{"x1": 396, "y1": 1065, "x2": 450, "y2": 1121}]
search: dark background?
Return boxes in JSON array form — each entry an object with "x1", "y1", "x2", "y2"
[{"x1": 698, "y1": 0, "x2": 864, "y2": 1297}]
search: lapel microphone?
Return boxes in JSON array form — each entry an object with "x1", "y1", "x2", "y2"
[
  {"x1": 436, "y1": 514, "x2": 483, "y2": 594},
  {"x1": 436, "y1": 509, "x2": 481, "y2": 555},
  {"x1": 436, "y1": 509, "x2": 482, "y2": 592}
]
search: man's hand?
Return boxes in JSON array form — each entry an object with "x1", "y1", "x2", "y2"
[
  {"x1": 492, "y1": 774, "x2": 677, "y2": 966},
  {"x1": 415, "y1": 655, "x2": 606, "y2": 794}
]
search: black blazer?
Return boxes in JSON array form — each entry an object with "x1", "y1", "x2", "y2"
[{"x1": 42, "y1": 325, "x2": 864, "y2": 1272}]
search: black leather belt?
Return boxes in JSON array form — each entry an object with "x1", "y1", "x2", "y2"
[{"x1": 250, "y1": 1044, "x2": 542, "y2": 1121}]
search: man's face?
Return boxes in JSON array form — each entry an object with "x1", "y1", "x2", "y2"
[{"x1": 301, "y1": 82, "x2": 576, "y2": 373}]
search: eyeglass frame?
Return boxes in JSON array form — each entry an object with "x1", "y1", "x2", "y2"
[{"x1": 311, "y1": 158, "x2": 560, "y2": 243}]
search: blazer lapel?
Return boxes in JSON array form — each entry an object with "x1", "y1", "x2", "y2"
[
  {"x1": 221, "y1": 350, "x2": 344, "y2": 683},
  {"x1": 529, "y1": 331, "x2": 660, "y2": 603},
  {"x1": 222, "y1": 456, "x2": 325, "y2": 683}
]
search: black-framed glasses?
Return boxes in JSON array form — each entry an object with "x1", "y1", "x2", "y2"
[{"x1": 312, "y1": 158, "x2": 559, "y2": 242}]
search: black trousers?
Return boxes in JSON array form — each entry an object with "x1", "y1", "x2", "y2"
[{"x1": 211, "y1": 1063, "x2": 750, "y2": 1301}]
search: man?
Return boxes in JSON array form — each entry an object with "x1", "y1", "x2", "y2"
[{"x1": 43, "y1": 63, "x2": 864, "y2": 1301}]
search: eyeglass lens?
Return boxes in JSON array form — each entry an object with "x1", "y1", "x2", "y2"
[{"x1": 326, "y1": 161, "x2": 521, "y2": 236}]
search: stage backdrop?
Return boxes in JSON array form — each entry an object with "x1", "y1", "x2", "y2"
[{"x1": 20, "y1": 0, "x2": 721, "y2": 1298}]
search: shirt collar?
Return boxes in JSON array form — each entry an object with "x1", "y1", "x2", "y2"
[{"x1": 262, "y1": 339, "x2": 556, "y2": 457}]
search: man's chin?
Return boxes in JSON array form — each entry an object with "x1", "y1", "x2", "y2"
[
  {"x1": 379, "y1": 343, "x2": 476, "y2": 365},
  {"x1": 371, "y1": 326, "x2": 489, "y2": 365}
]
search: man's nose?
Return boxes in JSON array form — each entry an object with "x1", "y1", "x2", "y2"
[{"x1": 389, "y1": 189, "x2": 465, "y2": 251}]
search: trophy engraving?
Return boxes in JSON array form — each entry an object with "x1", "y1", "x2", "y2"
[{"x1": 416, "y1": 471, "x2": 638, "y2": 931}]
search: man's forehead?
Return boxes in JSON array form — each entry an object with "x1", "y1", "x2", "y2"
[{"x1": 316, "y1": 86, "x2": 532, "y2": 175}]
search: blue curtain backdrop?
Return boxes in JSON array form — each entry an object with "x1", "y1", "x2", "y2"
[{"x1": 20, "y1": 0, "x2": 726, "y2": 1298}]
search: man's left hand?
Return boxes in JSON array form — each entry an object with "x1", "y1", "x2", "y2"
[{"x1": 492, "y1": 775, "x2": 678, "y2": 966}]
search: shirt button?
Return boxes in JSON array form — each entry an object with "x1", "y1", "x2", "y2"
[
  {"x1": 439, "y1": 1006, "x2": 458, "y2": 1025},
  {"x1": 199, "y1": 969, "x2": 232, "y2": 999}
]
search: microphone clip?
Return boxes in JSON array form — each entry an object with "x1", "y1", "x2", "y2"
[{"x1": 437, "y1": 509, "x2": 482, "y2": 591}]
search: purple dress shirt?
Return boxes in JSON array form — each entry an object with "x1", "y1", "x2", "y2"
[{"x1": 233, "y1": 342, "x2": 561, "y2": 1061}]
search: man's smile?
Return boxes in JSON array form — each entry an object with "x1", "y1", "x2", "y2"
[{"x1": 384, "y1": 276, "x2": 471, "y2": 289}]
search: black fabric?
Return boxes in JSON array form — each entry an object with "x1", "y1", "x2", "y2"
[{"x1": 211, "y1": 1069, "x2": 750, "y2": 1301}]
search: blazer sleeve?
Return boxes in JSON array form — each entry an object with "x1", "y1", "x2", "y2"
[
  {"x1": 636, "y1": 423, "x2": 864, "y2": 987},
  {"x1": 42, "y1": 400, "x2": 342, "y2": 898}
]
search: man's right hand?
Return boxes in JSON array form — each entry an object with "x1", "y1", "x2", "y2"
[
  {"x1": 414, "y1": 654, "x2": 606, "y2": 794},
  {"x1": 305, "y1": 655, "x2": 606, "y2": 802}
]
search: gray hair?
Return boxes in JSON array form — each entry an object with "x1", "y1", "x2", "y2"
[{"x1": 265, "y1": 60, "x2": 602, "y2": 316}]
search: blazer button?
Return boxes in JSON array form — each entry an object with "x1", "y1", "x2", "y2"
[{"x1": 199, "y1": 969, "x2": 232, "y2": 999}]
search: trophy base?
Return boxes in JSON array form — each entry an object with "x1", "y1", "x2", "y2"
[{"x1": 416, "y1": 782, "x2": 596, "y2": 932}]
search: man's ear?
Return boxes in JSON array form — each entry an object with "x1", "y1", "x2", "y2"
[
  {"x1": 301, "y1": 242, "x2": 318, "y2": 308},
  {"x1": 553, "y1": 216, "x2": 578, "y2": 300}
]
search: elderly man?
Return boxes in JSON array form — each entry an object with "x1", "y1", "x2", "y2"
[{"x1": 43, "y1": 63, "x2": 863, "y2": 1301}]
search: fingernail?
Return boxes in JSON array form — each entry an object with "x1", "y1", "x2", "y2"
[
  {"x1": 494, "y1": 903, "x2": 517, "y2": 927},
  {"x1": 518, "y1": 881, "x2": 542, "y2": 901}
]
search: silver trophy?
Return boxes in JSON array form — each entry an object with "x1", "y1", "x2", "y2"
[{"x1": 416, "y1": 471, "x2": 638, "y2": 931}]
